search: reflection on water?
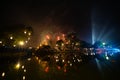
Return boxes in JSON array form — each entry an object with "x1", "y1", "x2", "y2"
[{"x1": 0, "y1": 51, "x2": 94, "y2": 79}]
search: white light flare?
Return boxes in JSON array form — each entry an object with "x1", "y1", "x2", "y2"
[
  {"x1": 10, "y1": 36, "x2": 13, "y2": 40},
  {"x1": 24, "y1": 69, "x2": 26, "y2": 72},
  {"x1": 27, "y1": 58, "x2": 31, "y2": 61},
  {"x1": 0, "y1": 41, "x2": 2, "y2": 44},
  {"x1": 1, "y1": 72, "x2": 5, "y2": 77},
  {"x1": 22, "y1": 65, "x2": 25, "y2": 69},
  {"x1": 23, "y1": 76, "x2": 25, "y2": 80}
]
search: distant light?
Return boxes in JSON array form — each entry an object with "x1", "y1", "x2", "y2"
[
  {"x1": 62, "y1": 59, "x2": 65, "y2": 62},
  {"x1": 62, "y1": 43, "x2": 64, "y2": 46},
  {"x1": 73, "y1": 57, "x2": 74, "y2": 59},
  {"x1": 74, "y1": 60, "x2": 76, "y2": 62},
  {"x1": 57, "y1": 66, "x2": 61, "y2": 70},
  {"x1": 13, "y1": 45, "x2": 16, "y2": 47},
  {"x1": 70, "y1": 63, "x2": 72, "y2": 66},
  {"x1": 24, "y1": 31, "x2": 27, "y2": 34},
  {"x1": 46, "y1": 35, "x2": 50, "y2": 39},
  {"x1": 57, "y1": 36, "x2": 60, "y2": 40},
  {"x1": 15, "y1": 63, "x2": 21, "y2": 69},
  {"x1": 25, "y1": 41, "x2": 28, "y2": 43},
  {"x1": 10, "y1": 36, "x2": 13, "y2": 40},
  {"x1": 0, "y1": 41, "x2": 2, "y2": 44},
  {"x1": 62, "y1": 34, "x2": 65, "y2": 37},
  {"x1": 38, "y1": 59, "x2": 41, "y2": 63},
  {"x1": 68, "y1": 61, "x2": 70, "y2": 63},
  {"x1": 24, "y1": 69, "x2": 26, "y2": 72},
  {"x1": 54, "y1": 55, "x2": 58, "y2": 58},
  {"x1": 44, "y1": 67, "x2": 49, "y2": 72},
  {"x1": 39, "y1": 44, "x2": 42, "y2": 47},
  {"x1": 106, "y1": 56, "x2": 109, "y2": 60},
  {"x1": 28, "y1": 37, "x2": 30, "y2": 40},
  {"x1": 77, "y1": 59, "x2": 81, "y2": 62},
  {"x1": 22, "y1": 65, "x2": 24, "y2": 69},
  {"x1": 28, "y1": 32, "x2": 31, "y2": 36},
  {"x1": 75, "y1": 55, "x2": 77, "y2": 57},
  {"x1": 1, "y1": 72, "x2": 5, "y2": 77},
  {"x1": 36, "y1": 57, "x2": 39, "y2": 60},
  {"x1": 29, "y1": 47, "x2": 32, "y2": 49},
  {"x1": 64, "y1": 68, "x2": 67, "y2": 73},
  {"x1": 76, "y1": 43, "x2": 79, "y2": 46},
  {"x1": 19, "y1": 41, "x2": 24, "y2": 46},
  {"x1": 27, "y1": 58, "x2": 31, "y2": 61},
  {"x1": 102, "y1": 42, "x2": 106, "y2": 45},
  {"x1": 56, "y1": 59, "x2": 59, "y2": 62},
  {"x1": 91, "y1": 53, "x2": 95, "y2": 55},
  {"x1": 56, "y1": 44, "x2": 58, "y2": 46},
  {"x1": 23, "y1": 76, "x2": 25, "y2": 80}
]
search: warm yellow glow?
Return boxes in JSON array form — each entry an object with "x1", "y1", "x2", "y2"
[
  {"x1": 38, "y1": 59, "x2": 41, "y2": 63},
  {"x1": 39, "y1": 43, "x2": 42, "y2": 47},
  {"x1": 36, "y1": 46, "x2": 39, "y2": 49},
  {"x1": 28, "y1": 32, "x2": 31, "y2": 36},
  {"x1": 19, "y1": 41, "x2": 24, "y2": 46},
  {"x1": 41, "y1": 61, "x2": 48, "y2": 68},
  {"x1": 44, "y1": 41, "x2": 48, "y2": 45},
  {"x1": 62, "y1": 43, "x2": 64, "y2": 46},
  {"x1": 15, "y1": 63, "x2": 20, "y2": 69},
  {"x1": 42, "y1": 40, "x2": 48, "y2": 45},
  {"x1": 36, "y1": 57, "x2": 39, "y2": 60}
]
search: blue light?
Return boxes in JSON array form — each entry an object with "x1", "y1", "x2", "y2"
[
  {"x1": 95, "y1": 47, "x2": 120, "y2": 55},
  {"x1": 106, "y1": 48, "x2": 120, "y2": 54}
]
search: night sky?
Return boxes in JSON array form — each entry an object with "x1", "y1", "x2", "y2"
[{"x1": 1, "y1": 1, "x2": 120, "y2": 46}]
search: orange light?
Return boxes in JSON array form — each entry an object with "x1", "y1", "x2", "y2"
[
  {"x1": 45, "y1": 67, "x2": 49, "y2": 72},
  {"x1": 57, "y1": 66, "x2": 61, "y2": 70},
  {"x1": 46, "y1": 35, "x2": 50, "y2": 39},
  {"x1": 64, "y1": 63, "x2": 67, "y2": 67},
  {"x1": 64, "y1": 68, "x2": 67, "y2": 73},
  {"x1": 62, "y1": 34, "x2": 65, "y2": 37},
  {"x1": 57, "y1": 36, "x2": 60, "y2": 40}
]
